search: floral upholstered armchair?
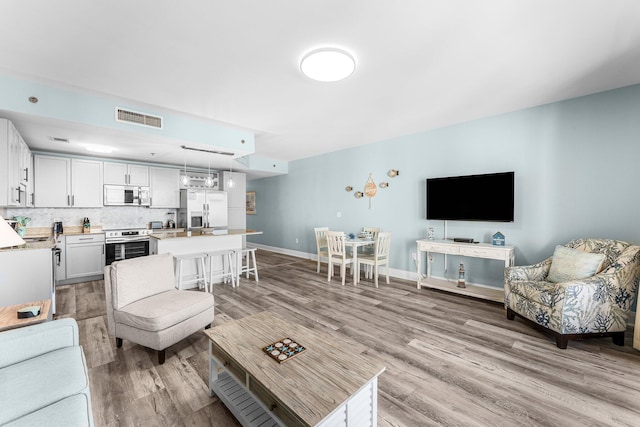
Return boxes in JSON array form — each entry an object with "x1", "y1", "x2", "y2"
[{"x1": 504, "y1": 239, "x2": 640, "y2": 349}]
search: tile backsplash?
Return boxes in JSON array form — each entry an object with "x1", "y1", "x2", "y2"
[{"x1": 4, "y1": 207, "x2": 177, "y2": 229}]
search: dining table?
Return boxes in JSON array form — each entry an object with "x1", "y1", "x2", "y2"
[{"x1": 344, "y1": 236, "x2": 375, "y2": 285}]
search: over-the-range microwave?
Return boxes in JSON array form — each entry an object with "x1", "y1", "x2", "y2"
[{"x1": 104, "y1": 185, "x2": 150, "y2": 206}]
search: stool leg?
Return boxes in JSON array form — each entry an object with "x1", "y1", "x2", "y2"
[
  {"x1": 201, "y1": 257, "x2": 208, "y2": 292},
  {"x1": 227, "y1": 253, "x2": 236, "y2": 288},
  {"x1": 251, "y1": 249, "x2": 259, "y2": 282}
]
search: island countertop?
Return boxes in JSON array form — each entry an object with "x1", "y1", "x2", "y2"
[{"x1": 148, "y1": 229, "x2": 263, "y2": 240}]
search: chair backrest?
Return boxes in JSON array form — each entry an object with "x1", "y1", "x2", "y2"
[
  {"x1": 362, "y1": 227, "x2": 380, "y2": 239},
  {"x1": 565, "y1": 239, "x2": 630, "y2": 271},
  {"x1": 314, "y1": 227, "x2": 329, "y2": 250},
  {"x1": 325, "y1": 231, "x2": 346, "y2": 258},
  {"x1": 373, "y1": 232, "x2": 392, "y2": 259},
  {"x1": 107, "y1": 253, "x2": 176, "y2": 310}
]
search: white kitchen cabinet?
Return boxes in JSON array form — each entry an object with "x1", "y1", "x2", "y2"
[
  {"x1": 34, "y1": 155, "x2": 103, "y2": 207},
  {"x1": 0, "y1": 118, "x2": 31, "y2": 207},
  {"x1": 104, "y1": 162, "x2": 149, "y2": 186},
  {"x1": 221, "y1": 172, "x2": 246, "y2": 230},
  {"x1": 221, "y1": 172, "x2": 246, "y2": 208},
  {"x1": 34, "y1": 155, "x2": 70, "y2": 207},
  {"x1": 71, "y1": 159, "x2": 103, "y2": 207},
  {"x1": 65, "y1": 234, "x2": 105, "y2": 279},
  {"x1": 149, "y1": 166, "x2": 180, "y2": 208}
]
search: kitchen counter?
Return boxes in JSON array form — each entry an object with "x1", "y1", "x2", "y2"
[
  {"x1": 149, "y1": 229, "x2": 262, "y2": 240},
  {"x1": 23, "y1": 226, "x2": 105, "y2": 239},
  {"x1": 148, "y1": 229, "x2": 262, "y2": 289}
]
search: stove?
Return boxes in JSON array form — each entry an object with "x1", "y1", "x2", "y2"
[
  {"x1": 104, "y1": 228, "x2": 151, "y2": 243},
  {"x1": 104, "y1": 228, "x2": 151, "y2": 264}
]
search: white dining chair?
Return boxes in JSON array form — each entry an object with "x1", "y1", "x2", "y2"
[
  {"x1": 361, "y1": 227, "x2": 381, "y2": 277},
  {"x1": 357, "y1": 232, "x2": 392, "y2": 287},
  {"x1": 314, "y1": 227, "x2": 329, "y2": 273},
  {"x1": 325, "y1": 231, "x2": 354, "y2": 286}
]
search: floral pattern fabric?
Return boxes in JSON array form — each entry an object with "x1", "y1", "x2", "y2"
[{"x1": 504, "y1": 239, "x2": 640, "y2": 335}]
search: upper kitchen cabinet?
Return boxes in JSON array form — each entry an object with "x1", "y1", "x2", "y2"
[
  {"x1": 104, "y1": 162, "x2": 149, "y2": 186},
  {"x1": 34, "y1": 155, "x2": 103, "y2": 207},
  {"x1": 149, "y1": 166, "x2": 180, "y2": 208},
  {"x1": 0, "y1": 118, "x2": 32, "y2": 207}
]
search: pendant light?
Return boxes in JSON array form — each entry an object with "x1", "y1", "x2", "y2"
[
  {"x1": 227, "y1": 158, "x2": 235, "y2": 189},
  {"x1": 205, "y1": 157, "x2": 214, "y2": 188},
  {"x1": 180, "y1": 158, "x2": 189, "y2": 186}
]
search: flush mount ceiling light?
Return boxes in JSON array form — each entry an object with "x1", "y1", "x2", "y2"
[
  {"x1": 84, "y1": 144, "x2": 113, "y2": 154},
  {"x1": 300, "y1": 48, "x2": 356, "y2": 82}
]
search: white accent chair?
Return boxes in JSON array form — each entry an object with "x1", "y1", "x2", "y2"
[
  {"x1": 104, "y1": 253, "x2": 215, "y2": 364},
  {"x1": 326, "y1": 231, "x2": 354, "y2": 286},
  {"x1": 357, "y1": 231, "x2": 392, "y2": 287},
  {"x1": 314, "y1": 227, "x2": 329, "y2": 273}
]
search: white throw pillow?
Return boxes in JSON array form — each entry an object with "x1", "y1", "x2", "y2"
[{"x1": 547, "y1": 245, "x2": 605, "y2": 283}]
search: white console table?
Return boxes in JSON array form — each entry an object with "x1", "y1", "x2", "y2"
[{"x1": 416, "y1": 239, "x2": 515, "y2": 302}]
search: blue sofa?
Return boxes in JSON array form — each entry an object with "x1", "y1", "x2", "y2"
[{"x1": 0, "y1": 318, "x2": 94, "y2": 426}]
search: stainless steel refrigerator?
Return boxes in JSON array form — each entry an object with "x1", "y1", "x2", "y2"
[{"x1": 178, "y1": 189, "x2": 228, "y2": 229}]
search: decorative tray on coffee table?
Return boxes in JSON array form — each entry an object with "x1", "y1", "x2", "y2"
[{"x1": 263, "y1": 338, "x2": 306, "y2": 364}]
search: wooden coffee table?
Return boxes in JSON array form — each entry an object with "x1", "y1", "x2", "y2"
[{"x1": 204, "y1": 311, "x2": 385, "y2": 427}]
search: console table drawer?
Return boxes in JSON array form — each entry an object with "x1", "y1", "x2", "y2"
[
  {"x1": 419, "y1": 242, "x2": 459, "y2": 255},
  {"x1": 459, "y1": 246, "x2": 507, "y2": 260}
]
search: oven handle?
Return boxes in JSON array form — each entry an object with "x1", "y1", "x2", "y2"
[{"x1": 106, "y1": 238, "x2": 150, "y2": 244}]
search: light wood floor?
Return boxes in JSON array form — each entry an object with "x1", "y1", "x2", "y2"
[{"x1": 56, "y1": 250, "x2": 640, "y2": 426}]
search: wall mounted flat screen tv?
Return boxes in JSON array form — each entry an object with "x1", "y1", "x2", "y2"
[{"x1": 426, "y1": 172, "x2": 514, "y2": 222}]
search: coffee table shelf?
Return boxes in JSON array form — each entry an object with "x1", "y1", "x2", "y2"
[{"x1": 211, "y1": 371, "x2": 280, "y2": 427}]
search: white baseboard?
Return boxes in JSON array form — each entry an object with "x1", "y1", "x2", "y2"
[{"x1": 250, "y1": 243, "x2": 638, "y2": 325}]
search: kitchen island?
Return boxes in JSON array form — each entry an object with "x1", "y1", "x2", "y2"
[{"x1": 149, "y1": 229, "x2": 263, "y2": 289}]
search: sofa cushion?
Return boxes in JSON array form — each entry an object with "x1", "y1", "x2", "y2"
[
  {"x1": 3, "y1": 394, "x2": 92, "y2": 427},
  {"x1": 110, "y1": 253, "x2": 176, "y2": 309},
  {"x1": 0, "y1": 346, "x2": 90, "y2": 425},
  {"x1": 547, "y1": 245, "x2": 605, "y2": 283},
  {"x1": 115, "y1": 289, "x2": 214, "y2": 332}
]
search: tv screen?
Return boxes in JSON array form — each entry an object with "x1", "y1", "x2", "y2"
[{"x1": 426, "y1": 172, "x2": 514, "y2": 222}]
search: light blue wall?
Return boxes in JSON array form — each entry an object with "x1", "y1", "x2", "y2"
[{"x1": 247, "y1": 84, "x2": 640, "y2": 288}]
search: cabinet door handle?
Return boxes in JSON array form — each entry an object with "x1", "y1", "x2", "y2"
[
  {"x1": 30, "y1": 193, "x2": 34, "y2": 206},
  {"x1": 67, "y1": 195, "x2": 71, "y2": 206},
  {"x1": 72, "y1": 195, "x2": 75, "y2": 206},
  {"x1": 24, "y1": 167, "x2": 29, "y2": 182}
]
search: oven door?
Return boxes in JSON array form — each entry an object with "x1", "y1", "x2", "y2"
[{"x1": 105, "y1": 240, "x2": 150, "y2": 265}]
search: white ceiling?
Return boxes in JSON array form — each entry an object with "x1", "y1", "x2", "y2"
[{"x1": 2, "y1": 1, "x2": 640, "y2": 178}]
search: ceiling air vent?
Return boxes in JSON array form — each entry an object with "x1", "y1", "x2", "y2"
[
  {"x1": 49, "y1": 136, "x2": 69, "y2": 143},
  {"x1": 115, "y1": 107, "x2": 163, "y2": 129}
]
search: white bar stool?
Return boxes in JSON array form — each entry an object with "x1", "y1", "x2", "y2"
[
  {"x1": 174, "y1": 253, "x2": 209, "y2": 292},
  {"x1": 235, "y1": 247, "x2": 258, "y2": 285},
  {"x1": 204, "y1": 250, "x2": 236, "y2": 289}
]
